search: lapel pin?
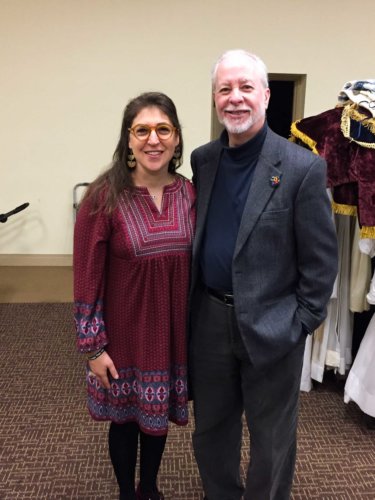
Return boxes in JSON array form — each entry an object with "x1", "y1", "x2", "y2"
[{"x1": 270, "y1": 175, "x2": 282, "y2": 187}]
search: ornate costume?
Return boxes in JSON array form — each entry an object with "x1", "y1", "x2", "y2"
[{"x1": 290, "y1": 79, "x2": 375, "y2": 239}]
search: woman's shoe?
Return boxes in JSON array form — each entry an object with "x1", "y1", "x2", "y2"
[
  {"x1": 119, "y1": 491, "x2": 136, "y2": 500},
  {"x1": 136, "y1": 483, "x2": 165, "y2": 500}
]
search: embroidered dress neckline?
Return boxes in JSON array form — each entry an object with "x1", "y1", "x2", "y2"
[{"x1": 129, "y1": 177, "x2": 182, "y2": 214}]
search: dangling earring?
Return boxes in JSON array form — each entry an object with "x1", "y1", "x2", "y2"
[
  {"x1": 172, "y1": 147, "x2": 181, "y2": 168},
  {"x1": 127, "y1": 149, "x2": 136, "y2": 169}
]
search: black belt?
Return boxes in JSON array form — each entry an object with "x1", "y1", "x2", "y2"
[{"x1": 206, "y1": 287, "x2": 234, "y2": 306}]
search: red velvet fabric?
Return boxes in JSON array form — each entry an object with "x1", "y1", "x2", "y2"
[{"x1": 291, "y1": 107, "x2": 375, "y2": 229}]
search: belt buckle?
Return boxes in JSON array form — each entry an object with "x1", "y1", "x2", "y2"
[{"x1": 223, "y1": 293, "x2": 234, "y2": 306}]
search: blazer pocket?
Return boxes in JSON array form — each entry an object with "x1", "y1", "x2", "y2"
[{"x1": 258, "y1": 208, "x2": 290, "y2": 221}]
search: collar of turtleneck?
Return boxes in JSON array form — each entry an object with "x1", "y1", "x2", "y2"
[{"x1": 219, "y1": 121, "x2": 268, "y2": 160}]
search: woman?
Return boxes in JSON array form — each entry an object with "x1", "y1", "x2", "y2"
[{"x1": 73, "y1": 92, "x2": 196, "y2": 500}]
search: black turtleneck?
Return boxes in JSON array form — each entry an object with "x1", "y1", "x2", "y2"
[{"x1": 200, "y1": 122, "x2": 267, "y2": 292}]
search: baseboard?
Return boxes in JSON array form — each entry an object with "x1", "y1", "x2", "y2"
[{"x1": 0, "y1": 254, "x2": 73, "y2": 266}]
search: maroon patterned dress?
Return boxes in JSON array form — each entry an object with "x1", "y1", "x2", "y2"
[{"x1": 74, "y1": 176, "x2": 196, "y2": 435}]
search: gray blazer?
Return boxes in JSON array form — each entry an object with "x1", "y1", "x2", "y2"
[{"x1": 190, "y1": 127, "x2": 338, "y2": 368}]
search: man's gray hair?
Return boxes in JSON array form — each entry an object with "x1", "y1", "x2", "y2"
[{"x1": 211, "y1": 49, "x2": 269, "y2": 90}]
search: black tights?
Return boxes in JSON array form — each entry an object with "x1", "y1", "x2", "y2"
[{"x1": 108, "y1": 421, "x2": 167, "y2": 499}]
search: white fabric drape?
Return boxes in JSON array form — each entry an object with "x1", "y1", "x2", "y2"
[{"x1": 344, "y1": 312, "x2": 375, "y2": 417}]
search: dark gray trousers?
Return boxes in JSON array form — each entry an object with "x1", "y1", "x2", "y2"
[{"x1": 189, "y1": 288, "x2": 305, "y2": 500}]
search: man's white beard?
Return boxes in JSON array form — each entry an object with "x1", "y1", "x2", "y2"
[
  {"x1": 221, "y1": 116, "x2": 254, "y2": 134},
  {"x1": 219, "y1": 110, "x2": 266, "y2": 135}
]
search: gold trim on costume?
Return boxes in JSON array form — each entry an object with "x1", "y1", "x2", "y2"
[
  {"x1": 340, "y1": 104, "x2": 375, "y2": 149},
  {"x1": 290, "y1": 121, "x2": 319, "y2": 155}
]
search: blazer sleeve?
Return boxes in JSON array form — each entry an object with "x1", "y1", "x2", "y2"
[{"x1": 294, "y1": 155, "x2": 338, "y2": 332}]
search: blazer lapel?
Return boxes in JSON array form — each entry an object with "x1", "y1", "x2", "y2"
[
  {"x1": 192, "y1": 143, "x2": 222, "y2": 257},
  {"x1": 234, "y1": 131, "x2": 282, "y2": 259}
]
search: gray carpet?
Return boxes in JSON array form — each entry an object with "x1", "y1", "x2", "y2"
[{"x1": 1, "y1": 303, "x2": 374, "y2": 499}]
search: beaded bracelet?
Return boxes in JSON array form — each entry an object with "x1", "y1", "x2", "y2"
[{"x1": 87, "y1": 347, "x2": 105, "y2": 361}]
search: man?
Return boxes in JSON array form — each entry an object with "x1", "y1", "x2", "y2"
[{"x1": 189, "y1": 49, "x2": 338, "y2": 500}]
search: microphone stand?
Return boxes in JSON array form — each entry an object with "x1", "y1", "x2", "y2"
[{"x1": 0, "y1": 203, "x2": 30, "y2": 223}]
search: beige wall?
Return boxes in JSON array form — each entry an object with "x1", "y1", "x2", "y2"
[{"x1": 1, "y1": 0, "x2": 372, "y2": 258}]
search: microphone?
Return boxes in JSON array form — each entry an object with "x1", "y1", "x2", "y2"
[{"x1": 0, "y1": 202, "x2": 30, "y2": 223}]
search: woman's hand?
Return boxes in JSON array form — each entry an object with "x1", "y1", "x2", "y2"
[{"x1": 88, "y1": 351, "x2": 119, "y2": 389}]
